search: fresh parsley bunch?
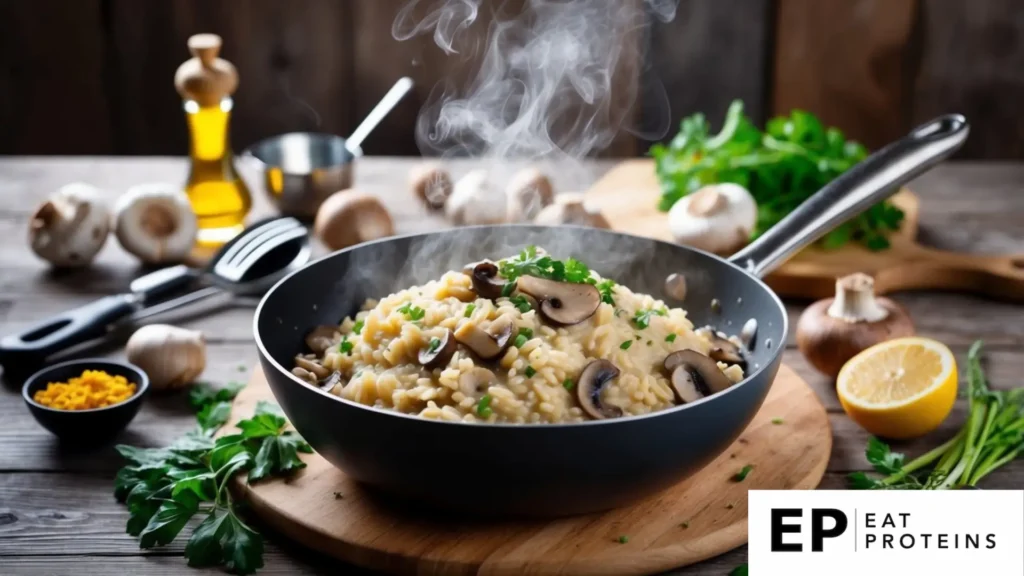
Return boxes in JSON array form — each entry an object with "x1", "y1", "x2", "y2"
[
  {"x1": 498, "y1": 246, "x2": 616, "y2": 305},
  {"x1": 849, "y1": 341, "x2": 1024, "y2": 490},
  {"x1": 115, "y1": 382, "x2": 312, "y2": 574},
  {"x1": 651, "y1": 100, "x2": 904, "y2": 251}
]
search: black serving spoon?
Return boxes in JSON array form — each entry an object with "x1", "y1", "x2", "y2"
[{"x1": 0, "y1": 217, "x2": 309, "y2": 373}]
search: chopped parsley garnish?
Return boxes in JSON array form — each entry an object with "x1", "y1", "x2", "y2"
[
  {"x1": 464, "y1": 303, "x2": 476, "y2": 318},
  {"x1": 620, "y1": 340, "x2": 633, "y2": 350},
  {"x1": 633, "y1": 308, "x2": 667, "y2": 329},
  {"x1": 352, "y1": 320, "x2": 364, "y2": 335},
  {"x1": 501, "y1": 282, "x2": 516, "y2": 297},
  {"x1": 339, "y1": 339, "x2": 353, "y2": 355},
  {"x1": 596, "y1": 279, "x2": 616, "y2": 305},
  {"x1": 734, "y1": 465, "x2": 754, "y2": 482},
  {"x1": 476, "y1": 395, "x2": 493, "y2": 418},
  {"x1": 524, "y1": 366, "x2": 536, "y2": 378},
  {"x1": 563, "y1": 379, "x2": 574, "y2": 390},
  {"x1": 397, "y1": 302, "x2": 425, "y2": 321},
  {"x1": 518, "y1": 327, "x2": 534, "y2": 339},
  {"x1": 427, "y1": 337, "x2": 441, "y2": 353},
  {"x1": 617, "y1": 535, "x2": 629, "y2": 544},
  {"x1": 771, "y1": 417, "x2": 784, "y2": 425},
  {"x1": 665, "y1": 333, "x2": 677, "y2": 343},
  {"x1": 509, "y1": 294, "x2": 532, "y2": 312},
  {"x1": 514, "y1": 334, "x2": 528, "y2": 348}
]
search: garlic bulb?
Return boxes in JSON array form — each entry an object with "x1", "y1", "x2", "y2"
[
  {"x1": 114, "y1": 183, "x2": 198, "y2": 264},
  {"x1": 29, "y1": 183, "x2": 111, "y2": 268},
  {"x1": 668, "y1": 183, "x2": 757, "y2": 255},
  {"x1": 445, "y1": 170, "x2": 507, "y2": 225},
  {"x1": 126, "y1": 324, "x2": 206, "y2": 390}
]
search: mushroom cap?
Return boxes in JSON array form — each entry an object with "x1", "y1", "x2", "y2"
[
  {"x1": 409, "y1": 163, "x2": 453, "y2": 210},
  {"x1": 707, "y1": 334, "x2": 747, "y2": 369},
  {"x1": 29, "y1": 183, "x2": 111, "y2": 268},
  {"x1": 418, "y1": 329, "x2": 457, "y2": 370},
  {"x1": 305, "y1": 325, "x2": 341, "y2": 355},
  {"x1": 663, "y1": 350, "x2": 733, "y2": 403},
  {"x1": 506, "y1": 167, "x2": 554, "y2": 222},
  {"x1": 668, "y1": 183, "x2": 756, "y2": 255},
  {"x1": 468, "y1": 261, "x2": 506, "y2": 300},
  {"x1": 533, "y1": 194, "x2": 610, "y2": 229},
  {"x1": 113, "y1": 183, "x2": 198, "y2": 264},
  {"x1": 445, "y1": 169, "x2": 507, "y2": 225},
  {"x1": 577, "y1": 359, "x2": 622, "y2": 419},
  {"x1": 453, "y1": 315, "x2": 515, "y2": 360},
  {"x1": 314, "y1": 189, "x2": 395, "y2": 251},
  {"x1": 515, "y1": 275, "x2": 601, "y2": 325},
  {"x1": 459, "y1": 367, "x2": 497, "y2": 396}
]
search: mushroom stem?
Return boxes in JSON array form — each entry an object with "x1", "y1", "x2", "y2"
[{"x1": 826, "y1": 273, "x2": 889, "y2": 323}]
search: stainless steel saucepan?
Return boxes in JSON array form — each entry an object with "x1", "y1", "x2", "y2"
[{"x1": 254, "y1": 115, "x2": 968, "y2": 517}]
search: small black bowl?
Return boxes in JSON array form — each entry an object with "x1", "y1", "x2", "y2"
[{"x1": 22, "y1": 359, "x2": 149, "y2": 444}]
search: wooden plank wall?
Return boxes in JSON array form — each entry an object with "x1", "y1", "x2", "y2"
[{"x1": 0, "y1": 0, "x2": 1022, "y2": 158}]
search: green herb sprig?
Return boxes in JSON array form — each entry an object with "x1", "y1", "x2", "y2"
[
  {"x1": 115, "y1": 384, "x2": 311, "y2": 574},
  {"x1": 849, "y1": 341, "x2": 1024, "y2": 490},
  {"x1": 397, "y1": 302, "x2": 425, "y2": 321},
  {"x1": 651, "y1": 100, "x2": 903, "y2": 251},
  {"x1": 633, "y1": 308, "x2": 666, "y2": 329},
  {"x1": 498, "y1": 246, "x2": 617, "y2": 306}
]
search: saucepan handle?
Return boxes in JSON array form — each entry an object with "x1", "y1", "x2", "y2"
[{"x1": 728, "y1": 114, "x2": 970, "y2": 278}]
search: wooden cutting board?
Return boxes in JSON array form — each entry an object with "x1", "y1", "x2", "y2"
[
  {"x1": 586, "y1": 159, "x2": 1024, "y2": 301},
  {"x1": 228, "y1": 364, "x2": 830, "y2": 576}
]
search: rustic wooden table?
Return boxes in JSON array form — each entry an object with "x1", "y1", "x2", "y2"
[{"x1": 0, "y1": 157, "x2": 1021, "y2": 575}]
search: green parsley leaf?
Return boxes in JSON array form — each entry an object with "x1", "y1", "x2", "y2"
[
  {"x1": 196, "y1": 401, "x2": 232, "y2": 434},
  {"x1": 633, "y1": 308, "x2": 667, "y2": 329},
  {"x1": 847, "y1": 471, "x2": 881, "y2": 490},
  {"x1": 665, "y1": 333, "x2": 677, "y2": 343},
  {"x1": 352, "y1": 319, "x2": 364, "y2": 334},
  {"x1": 476, "y1": 394, "x2": 493, "y2": 418},
  {"x1": 464, "y1": 303, "x2": 476, "y2": 317},
  {"x1": 501, "y1": 282, "x2": 516, "y2": 297},
  {"x1": 249, "y1": 432, "x2": 310, "y2": 482},
  {"x1": 169, "y1": 469, "x2": 216, "y2": 501},
  {"x1": 139, "y1": 491, "x2": 200, "y2": 549},
  {"x1": 237, "y1": 413, "x2": 285, "y2": 440},
  {"x1": 514, "y1": 334, "x2": 528, "y2": 348},
  {"x1": 397, "y1": 302, "x2": 426, "y2": 321},
  {"x1": 524, "y1": 366, "x2": 536, "y2": 378},
  {"x1": 563, "y1": 379, "x2": 574, "y2": 390},
  {"x1": 518, "y1": 327, "x2": 534, "y2": 339},
  {"x1": 617, "y1": 535, "x2": 629, "y2": 544},
  {"x1": 189, "y1": 381, "x2": 246, "y2": 411},
  {"x1": 509, "y1": 294, "x2": 532, "y2": 312},
  {"x1": 596, "y1": 279, "x2": 616, "y2": 305},
  {"x1": 865, "y1": 437, "x2": 905, "y2": 475},
  {"x1": 427, "y1": 337, "x2": 442, "y2": 353},
  {"x1": 620, "y1": 340, "x2": 633, "y2": 350},
  {"x1": 339, "y1": 338, "x2": 354, "y2": 354},
  {"x1": 729, "y1": 564, "x2": 749, "y2": 576},
  {"x1": 734, "y1": 465, "x2": 754, "y2": 482},
  {"x1": 771, "y1": 417, "x2": 784, "y2": 425},
  {"x1": 185, "y1": 507, "x2": 264, "y2": 575}
]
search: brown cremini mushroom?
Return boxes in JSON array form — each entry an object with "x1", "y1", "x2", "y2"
[
  {"x1": 305, "y1": 325, "x2": 340, "y2": 355},
  {"x1": 314, "y1": 189, "x2": 395, "y2": 251},
  {"x1": 664, "y1": 350, "x2": 733, "y2": 404},
  {"x1": 454, "y1": 315, "x2": 515, "y2": 360},
  {"x1": 418, "y1": 329, "x2": 456, "y2": 370},
  {"x1": 707, "y1": 334, "x2": 746, "y2": 370},
  {"x1": 515, "y1": 275, "x2": 600, "y2": 325},
  {"x1": 467, "y1": 260, "x2": 506, "y2": 300},
  {"x1": 577, "y1": 359, "x2": 622, "y2": 419}
]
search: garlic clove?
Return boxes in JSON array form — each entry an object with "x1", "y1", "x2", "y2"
[
  {"x1": 668, "y1": 183, "x2": 756, "y2": 255},
  {"x1": 29, "y1": 183, "x2": 111, "y2": 268},
  {"x1": 126, "y1": 324, "x2": 206, "y2": 390},
  {"x1": 114, "y1": 183, "x2": 198, "y2": 264},
  {"x1": 446, "y1": 169, "x2": 507, "y2": 225}
]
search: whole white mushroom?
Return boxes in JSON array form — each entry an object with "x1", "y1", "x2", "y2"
[
  {"x1": 113, "y1": 183, "x2": 198, "y2": 264},
  {"x1": 533, "y1": 194, "x2": 610, "y2": 228},
  {"x1": 506, "y1": 167, "x2": 554, "y2": 222},
  {"x1": 29, "y1": 183, "x2": 111, "y2": 268},
  {"x1": 668, "y1": 183, "x2": 757, "y2": 255},
  {"x1": 445, "y1": 169, "x2": 507, "y2": 225}
]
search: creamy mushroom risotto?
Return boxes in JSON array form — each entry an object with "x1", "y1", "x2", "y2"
[{"x1": 292, "y1": 247, "x2": 746, "y2": 424}]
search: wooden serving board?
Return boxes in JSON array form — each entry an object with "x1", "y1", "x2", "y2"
[
  {"x1": 228, "y1": 364, "x2": 830, "y2": 576},
  {"x1": 586, "y1": 159, "x2": 1024, "y2": 301}
]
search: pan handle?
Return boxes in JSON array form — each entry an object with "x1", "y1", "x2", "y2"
[{"x1": 728, "y1": 114, "x2": 969, "y2": 278}]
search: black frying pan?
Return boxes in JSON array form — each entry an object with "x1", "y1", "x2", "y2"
[{"x1": 254, "y1": 115, "x2": 968, "y2": 518}]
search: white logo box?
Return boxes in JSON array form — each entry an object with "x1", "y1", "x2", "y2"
[{"x1": 749, "y1": 490, "x2": 1024, "y2": 575}]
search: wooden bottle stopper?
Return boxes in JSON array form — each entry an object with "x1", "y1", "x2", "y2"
[{"x1": 174, "y1": 33, "x2": 238, "y2": 107}]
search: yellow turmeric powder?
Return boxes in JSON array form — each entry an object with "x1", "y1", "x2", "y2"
[{"x1": 33, "y1": 369, "x2": 137, "y2": 410}]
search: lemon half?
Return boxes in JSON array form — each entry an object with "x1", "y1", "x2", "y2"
[{"x1": 837, "y1": 337, "x2": 958, "y2": 439}]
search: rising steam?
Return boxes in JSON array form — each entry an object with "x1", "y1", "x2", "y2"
[{"x1": 393, "y1": 0, "x2": 676, "y2": 163}]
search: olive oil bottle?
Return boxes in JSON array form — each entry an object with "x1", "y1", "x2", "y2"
[{"x1": 175, "y1": 34, "x2": 251, "y2": 246}]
